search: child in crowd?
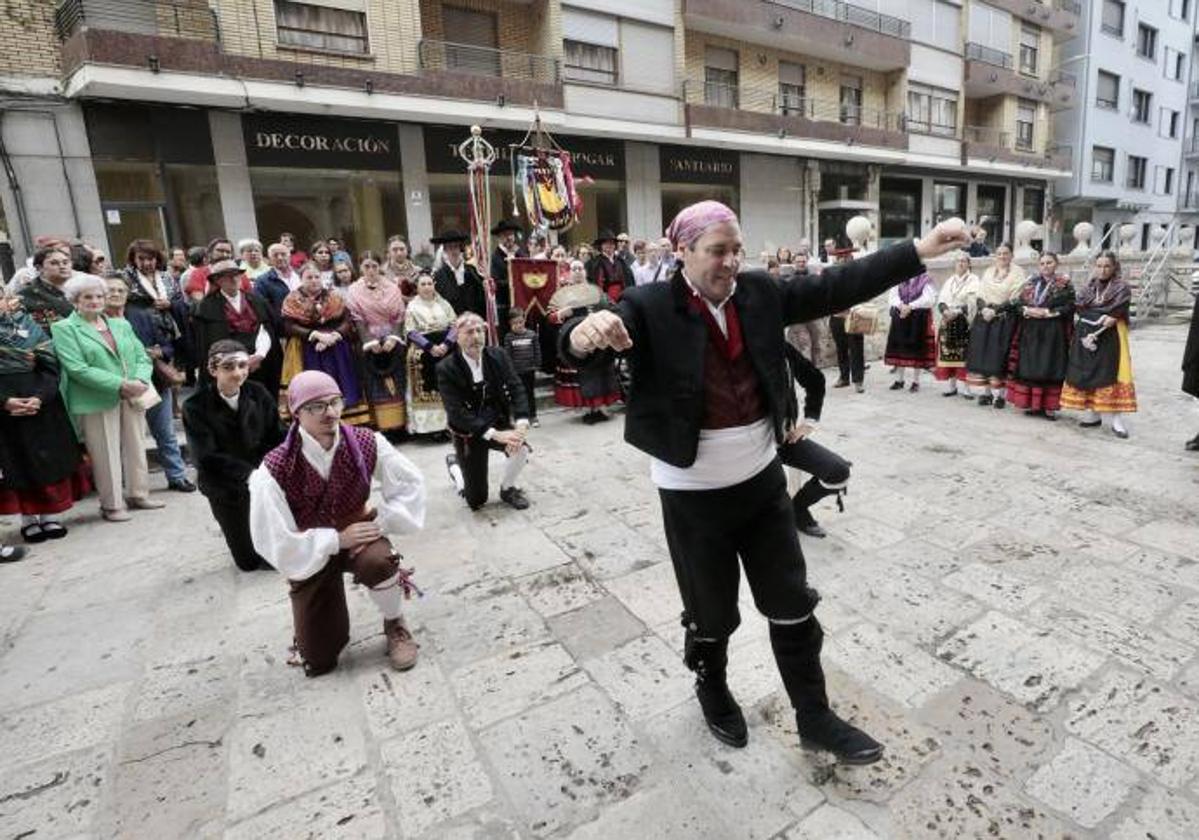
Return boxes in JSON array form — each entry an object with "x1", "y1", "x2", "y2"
[{"x1": 502, "y1": 307, "x2": 542, "y2": 428}]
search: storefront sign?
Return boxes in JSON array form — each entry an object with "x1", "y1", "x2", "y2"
[
  {"x1": 423, "y1": 125, "x2": 624, "y2": 181},
  {"x1": 243, "y1": 114, "x2": 401, "y2": 170},
  {"x1": 660, "y1": 145, "x2": 739, "y2": 185}
]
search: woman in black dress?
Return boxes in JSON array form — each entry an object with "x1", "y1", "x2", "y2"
[
  {"x1": 1184, "y1": 291, "x2": 1199, "y2": 451},
  {"x1": 0, "y1": 284, "x2": 88, "y2": 546},
  {"x1": 1007, "y1": 252, "x2": 1075, "y2": 420}
]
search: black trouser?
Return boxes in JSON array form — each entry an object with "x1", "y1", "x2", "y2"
[
  {"x1": 517, "y1": 371, "x2": 537, "y2": 420},
  {"x1": 453, "y1": 434, "x2": 509, "y2": 510},
  {"x1": 204, "y1": 487, "x2": 264, "y2": 572},
  {"x1": 660, "y1": 461, "x2": 829, "y2": 713},
  {"x1": 777, "y1": 438, "x2": 851, "y2": 526},
  {"x1": 829, "y1": 316, "x2": 865, "y2": 384}
]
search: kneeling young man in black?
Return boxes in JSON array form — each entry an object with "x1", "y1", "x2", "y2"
[
  {"x1": 439, "y1": 312, "x2": 533, "y2": 510},
  {"x1": 563, "y1": 201, "x2": 967, "y2": 764},
  {"x1": 182, "y1": 340, "x2": 285, "y2": 571}
]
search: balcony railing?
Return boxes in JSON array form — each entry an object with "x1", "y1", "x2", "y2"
[
  {"x1": 695, "y1": 81, "x2": 905, "y2": 132},
  {"x1": 963, "y1": 125, "x2": 1072, "y2": 168},
  {"x1": 418, "y1": 40, "x2": 559, "y2": 85},
  {"x1": 55, "y1": 0, "x2": 217, "y2": 41},
  {"x1": 770, "y1": 0, "x2": 911, "y2": 39},
  {"x1": 965, "y1": 42, "x2": 1014, "y2": 70}
]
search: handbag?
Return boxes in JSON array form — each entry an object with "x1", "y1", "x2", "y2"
[
  {"x1": 128, "y1": 381, "x2": 162, "y2": 412},
  {"x1": 845, "y1": 304, "x2": 880, "y2": 335}
]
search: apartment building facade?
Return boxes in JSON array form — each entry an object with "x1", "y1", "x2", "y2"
[
  {"x1": 1053, "y1": 0, "x2": 1199, "y2": 250},
  {"x1": 0, "y1": 0, "x2": 1077, "y2": 265}
]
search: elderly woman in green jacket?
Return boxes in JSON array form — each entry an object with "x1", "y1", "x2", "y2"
[{"x1": 50, "y1": 274, "x2": 166, "y2": 522}]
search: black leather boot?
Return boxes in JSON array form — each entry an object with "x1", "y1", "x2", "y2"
[
  {"x1": 792, "y1": 478, "x2": 841, "y2": 538},
  {"x1": 684, "y1": 630, "x2": 747, "y2": 748},
  {"x1": 769, "y1": 616, "x2": 884, "y2": 765}
]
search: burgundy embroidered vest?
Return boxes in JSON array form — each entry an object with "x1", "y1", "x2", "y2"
[
  {"x1": 262, "y1": 424, "x2": 377, "y2": 530},
  {"x1": 225, "y1": 296, "x2": 259, "y2": 335},
  {"x1": 687, "y1": 294, "x2": 767, "y2": 430}
]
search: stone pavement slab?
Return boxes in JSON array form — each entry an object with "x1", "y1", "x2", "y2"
[{"x1": 2, "y1": 323, "x2": 1198, "y2": 837}]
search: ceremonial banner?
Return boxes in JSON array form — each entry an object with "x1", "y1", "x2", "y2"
[{"x1": 509, "y1": 257, "x2": 559, "y2": 323}]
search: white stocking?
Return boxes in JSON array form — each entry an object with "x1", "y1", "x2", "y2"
[
  {"x1": 500, "y1": 446, "x2": 528, "y2": 490},
  {"x1": 368, "y1": 573, "x2": 404, "y2": 620}
]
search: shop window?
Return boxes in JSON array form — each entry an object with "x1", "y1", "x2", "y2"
[
  {"x1": 1136, "y1": 23, "x2": 1157, "y2": 60},
  {"x1": 662, "y1": 184, "x2": 739, "y2": 232},
  {"x1": 1126, "y1": 155, "x2": 1147, "y2": 190},
  {"x1": 879, "y1": 177, "x2": 921, "y2": 244},
  {"x1": 564, "y1": 39, "x2": 618, "y2": 85},
  {"x1": 907, "y1": 83, "x2": 957, "y2": 137},
  {"x1": 839, "y1": 76, "x2": 863, "y2": 126},
  {"x1": 1021, "y1": 187, "x2": 1044, "y2": 224},
  {"x1": 1101, "y1": 0, "x2": 1124, "y2": 36},
  {"x1": 1096, "y1": 70, "x2": 1119, "y2": 110},
  {"x1": 1019, "y1": 25, "x2": 1039, "y2": 76},
  {"x1": 976, "y1": 184, "x2": 1007, "y2": 248},
  {"x1": 704, "y1": 47, "x2": 739, "y2": 109},
  {"x1": 1015, "y1": 100, "x2": 1036, "y2": 151},
  {"x1": 778, "y1": 61, "x2": 805, "y2": 116},
  {"x1": 1092, "y1": 146, "x2": 1115, "y2": 182},
  {"x1": 934, "y1": 182, "x2": 965, "y2": 224},
  {"x1": 274, "y1": 0, "x2": 369, "y2": 54},
  {"x1": 818, "y1": 162, "x2": 868, "y2": 202}
]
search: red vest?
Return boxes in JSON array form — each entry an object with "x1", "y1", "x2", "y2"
[{"x1": 687, "y1": 294, "x2": 766, "y2": 430}]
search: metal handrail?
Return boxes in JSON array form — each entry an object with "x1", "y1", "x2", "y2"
[
  {"x1": 1133, "y1": 220, "x2": 1178, "y2": 323},
  {"x1": 962, "y1": 125, "x2": 1071, "y2": 166},
  {"x1": 965, "y1": 42, "x2": 1014, "y2": 70},
  {"x1": 417, "y1": 39, "x2": 559, "y2": 85},
  {"x1": 692, "y1": 80, "x2": 905, "y2": 132},
  {"x1": 769, "y1": 0, "x2": 911, "y2": 39}
]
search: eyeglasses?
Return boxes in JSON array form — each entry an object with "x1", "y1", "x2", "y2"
[{"x1": 299, "y1": 396, "x2": 344, "y2": 415}]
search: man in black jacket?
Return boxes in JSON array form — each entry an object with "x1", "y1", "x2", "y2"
[
  {"x1": 563, "y1": 200, "x2": 966, "y2": 764},
  {"x1": 432, "y1": 229, "x2": 488, "y2": 320},
  {"x1": 182, "y1": 340, "x2": 285, "y2": 571},
  {"x1": 438, "y1": 312, "x2": 533, "y2": 511},
  {"x1": 489, "y1": 219, "x2": 526, "y2": 338},
  {"x1": 193, "y1": 260, "x2": 281, "y2": 396}
]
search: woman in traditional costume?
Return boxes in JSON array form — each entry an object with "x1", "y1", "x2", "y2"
[
  {"x1": 383, "y1": 236, "x2": 421, "y2": 299},
  {"x1": 1183, "y1": 291, "x2": 1199, "y2": 451},
  {"x1": 1007, "y1": 253, "x2": 1075, "y2": 420},
  {"x1": 331, "y1": 259, "x2": 355, "y2": 298},
  {"x1": 403, "y1": 272, "x2": 457, "y2": 436},
  {"x1": 884, "y1": 270, "x2": 937, "y2": 392},
  {"x1": 346, "y1": 251, "x2": 407, "y2": 435},
  {"x1": 548, "y1": 260, "x2": 621, "y2": 423},
  {"x1": 0, "y1": 283, "x2": 89, "y2": 544},
  {"x1": 1061, "y1": 251, "x2": 1137, "y2": 438},
  {"x1": 309, "y1": 240, "x2": 335, "y2": 289},
  {"x1": 279, "y1": 262, "x2": 369, "y2": 425},
  {"x1": 965, "y1": 242, "x2": 1026, "y2": 409},
  {"x1": 933, "y1": 252, "x2": 979, "y2": 397}
]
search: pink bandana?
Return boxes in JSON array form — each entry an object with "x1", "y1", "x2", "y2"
[{"x1": 666, "y1": 200, "x2": 738, "y2": 250}]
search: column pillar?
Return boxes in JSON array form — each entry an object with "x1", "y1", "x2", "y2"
[
  {"x1": 399, "y1": 123, "x2": 433, "y2": 249},
  {"x1": 208, "y1": 111, "x2": 258, "y2": 242},
  {"x1": 623, "y1": 141, "x2": 662, "y2": 241}
]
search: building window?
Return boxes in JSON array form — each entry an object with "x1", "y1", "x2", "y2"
[
  {"x1": 274, "y1": 0, "x2": 369, "y2": 54},
  {"x1": 907, "y1": 83, "x2": 958, "y2": 136},
  {"x1": 840, "y1": 75, "x2": 863, "y2": 126},
  {"x1": 1161, "y1": 108, "x2": 1180, "y2": 139},
  {"x1": 1165, "y1": 48, "x2": 1186, "y2": 82},
  {"x1": 1164, "y1": 167, "x2": 1176, "y2": 194},
  {"x1": 1022, "y1": 187, "x2": 1045, "y2": 224},
  {"x1": 1092, "y1": 146, "x2": 1115, "y2": 182},
  {"x1": 440, "y1": 7, "x2": 499, "y2": 74},
  {"x1": 1096, "y1": 70, "x2": 1120, "y2": 109},
  {"x1": 563, "y1": 40, "x2": 618, "y2": 85},
  {"x1": 1170, "y1": 0, "x2": 1191, "y2": 19},
  {"x1": 703, "y1": 46, "x2": 739, "y2": 109},
  {"x1": 1019, "y1": 25, "x2": 1039, "y2": 76},
  {"x1": 1127, "y1": 155, "x2": 1147, "y2": 189},
  {"x1": 1015, "y1": 100, "x2": 1036, "y2": 150},
  {"x1": 1101, "y1": 0, "x2": 1125, "y2": 36},
  {"x1": 910, "y1": 0, "x2": 960, "y2": 52},
  {"x1": 778, "y1": 61, "x2": 806, "y2": 116},
  {"x1": 1132, "y1": 89, "x2": 1152, "y2": 123},
  {"x1": 1136, "y1": 23, "x2": 1157, "y2": 60}
]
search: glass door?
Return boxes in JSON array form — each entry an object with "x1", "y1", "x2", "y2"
[{"x1": 102, "y1": 205, "x2": 168, "y2": 261}]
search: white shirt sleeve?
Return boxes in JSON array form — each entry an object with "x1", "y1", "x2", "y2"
[
  {"x1": 371, "y1": 433, "x2": 427, "y2": 536},
  {"x1": 248, "y1": 466, "x2": 341, "y2": 581},
  {"x1": 911, "y1": 283, "x2": 938, "y2": 310},
  {"x1": 888, "y1": 287, "x2": 901, "y2": 308},
  {"x1": 254, "y1": 325, "x2": 272, "y2": 359}
]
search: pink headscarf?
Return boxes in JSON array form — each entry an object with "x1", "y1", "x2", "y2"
[
  {"x1": 666, "y1": 200, "x2": 738, "y2": 250},
  {"x1": 287, "y1": 370, "x2": 341, "y2": 414}
]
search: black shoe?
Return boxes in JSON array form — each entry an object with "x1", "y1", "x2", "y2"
[
  {"x1": 833, "y1": 379, "x2": 850, "y2": 388},
  {"x1": 977, "y1": 395, "x2": 993, "y2": 407},
  {"x1": 594, "y1": 411, "x2": 611, "y2": 422},
  {"x1": 1044, "y1": 411, "x2": 1058, "y2": 422},
  {"x1": 888, "y1": 381, "x2": 904, "y2": 391},
  {"x1": 1079, "y1": 419, "x2": 1101, "y2": 428},
  {"x1": 909, "y1": 382, "x2": 919, "y2": 393},
  {"x1": 796, "y1": 709, "x2": 884, "y2": 765},
  {"x1": 39, "y1": 521, "x2": 68, "y2": 540},
  {"x1": 20, "y1": 523, "x2": 47, "y2": 544},
  {"x1": 696, "y1": 678, "x2": 748, "y2": 748},
  {"x1": 168, "y1": 478, "x2": 196, "y2": 493},
  {"x1": 581, "y1": 411, "x2": 600, "y2": 425},
  {"x1": 1186, "y1": 435, "x2": 1199, "y2": 451},
  {"x1": 799, "y1": 523, "x2": 827, "y2": 539},
  {"x1": 0, "y1": 544, "x2": 27, "y2": 563},
  {"x1": 993, "y1": 397, "x2": 1006, "y2": 410},
  {"x1": 1112, "y1": 426, "x2": 1129, "y2": 440},
  {"x1": 941, "y1": 390, "x2": 958, "y2": 397},
  {"x1": 499, "y1": 486, "x2": 530, "y2": 510},
  {"x1": 1023, "y1": 408, "x2": 1042, "y2": 416}
]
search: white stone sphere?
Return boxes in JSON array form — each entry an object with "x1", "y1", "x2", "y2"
[{"x1": 845, "y1": 215, "x2": 872, "y2": 244}]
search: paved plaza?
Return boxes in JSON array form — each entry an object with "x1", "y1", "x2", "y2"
[{"x1": 2, "y1": 322, "x2": 1198, "y2": 839}]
